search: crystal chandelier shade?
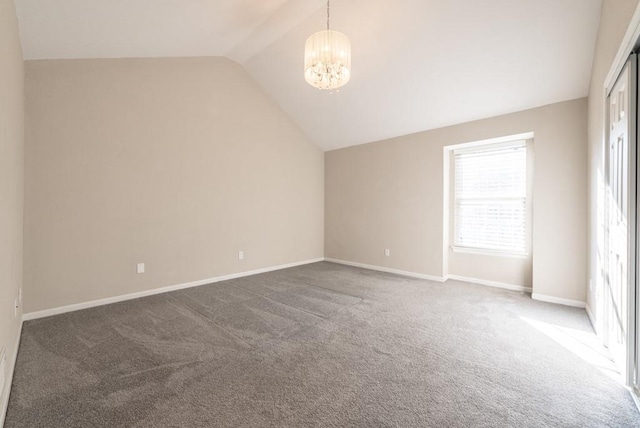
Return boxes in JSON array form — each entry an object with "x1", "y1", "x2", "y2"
[
  {"x1": 304, "y1": 30, "x2": 351, "y2": 90},
  {"x1": 303, "y1": 1, "x2": 351, "y2": 90}
]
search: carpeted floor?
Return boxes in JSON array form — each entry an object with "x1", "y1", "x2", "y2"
[{"x1": 5, "y1": 262, "x2": 640, "y2": 427}]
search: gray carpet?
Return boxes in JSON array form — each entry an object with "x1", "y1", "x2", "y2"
[{"x1": 5, "y1": 262, "x2": 640, "y2": 427}]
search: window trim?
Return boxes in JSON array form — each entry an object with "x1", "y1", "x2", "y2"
[
  {"x1": 452, "y1": 139, "x2": 528, "y2": 155},
  {"x1": 452, "y1": 138, "x2": 529, "y2": 256},
  {"x1": 450, "y1": 245, "x2": 529, "y2": 259},
  {"x1": 447, "y1": 132, "x2": 533, "y2": 151}
]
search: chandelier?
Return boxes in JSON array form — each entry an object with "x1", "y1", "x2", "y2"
[{"x1": 304, "y1": 0, "x2": 351, "y2": 91}]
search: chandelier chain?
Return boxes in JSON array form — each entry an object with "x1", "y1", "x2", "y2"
[{"x1": 327, "y1": 0, "x2": 330, "y2": 31}]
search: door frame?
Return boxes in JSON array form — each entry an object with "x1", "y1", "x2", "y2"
[
  {"x1": 631, "y1": 53, "x2": 640, "y2": 398},
  {"x1": 594, "y1": 1, "x2": 640, "y2": 407},
  {"x1": 626, "y1": 54, "x2": 637, "y2": 388},
  {"x1": 603, "y1": 4, "x2": 640, "y2": 397},
  {"x1": 604, "y1": 55, "x2": 637, "y2": 385}
]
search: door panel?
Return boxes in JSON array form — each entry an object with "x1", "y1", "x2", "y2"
[{"x1": 606, "y1": 61, "x2": 631, "y2": 378}]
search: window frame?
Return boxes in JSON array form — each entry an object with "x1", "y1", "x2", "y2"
[{"x1": 451, "y1": 139, "x2": 530, "y2": 257}]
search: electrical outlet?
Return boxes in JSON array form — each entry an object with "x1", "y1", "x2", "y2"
[
  {"x1": 384, "y1": 249, "x2": 390, "y2": 257},
  {"x1": 14, "y1": 298, "x2": 18, "y2": 317},
  {"x1": 19, "y1": 287, "x2": 22, "y2": 304},
  {"x1": 238, "y1": 251, "x2": 244, "y2": 260},
  {"x1": 136, "y1": 263, "x2": 145, "y2": 274}
]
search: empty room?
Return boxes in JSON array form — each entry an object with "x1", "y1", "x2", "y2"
[{"x1": 3, "y1": 0, "x2": 640, "y2": 426}]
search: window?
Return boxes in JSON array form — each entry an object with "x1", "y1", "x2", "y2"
[{"x1": 453, "y1": 141, "x2": 527, "y2": 254}]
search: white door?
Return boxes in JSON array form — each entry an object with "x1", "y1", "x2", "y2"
[{"x1": 605, "y1": 58, "x2": 636, "y2": 382}]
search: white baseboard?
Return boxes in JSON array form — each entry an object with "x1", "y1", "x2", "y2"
[
  {"x1": 631, "y1": 387, "x2": 640, "y2": 414},
  {"x1": 532, "y1": 293, "x2": 586, "y2": 308},
  {"x1": 23, "y1": 258, "x2": 325, "y2": 321},
  {"x1": 1, "y1": 319, "x2": 23, "y2": 428},
  {"x1": 585, "y1": 304, "x2": 598, "y2": 332},
  {"x1": 324, "y1": 258, "x2": 447, "y2": 282},
  {"x1": 446, "y1": 274, "x2": 532, "y2": 293},
  {"x1": 324, "y1": 259, "x2": 532, "y2": 294}
]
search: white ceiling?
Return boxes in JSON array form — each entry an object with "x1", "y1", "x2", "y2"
[{"x1": 15, "y1": 0, "x2": 602, "y2": 151}]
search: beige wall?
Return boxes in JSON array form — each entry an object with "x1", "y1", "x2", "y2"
[
  {"x1": 24, "y1": 57, "x2": 324, "y2": 313},
  {"x1": 326, "y1": 98, "x2": 587, "y2": 303},
  {"x1": 0, "y1": 0, "x2": 24, "y2": 422},
  {"x1": 587, "y1": 0, "x2": 640, "y2": 326}
]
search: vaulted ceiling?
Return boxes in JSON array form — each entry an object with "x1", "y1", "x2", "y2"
[{"x1": 15, "y1": 0, "x2": 602, "y2": 150}]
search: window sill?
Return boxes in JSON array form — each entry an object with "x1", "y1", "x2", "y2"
[{"x1": 450, "y1": 246, "x2": 529, "y2": 259}]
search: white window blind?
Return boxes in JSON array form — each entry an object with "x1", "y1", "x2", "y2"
[{"x1": 454, "y1": 141, "x2": 527, "y2": 254}]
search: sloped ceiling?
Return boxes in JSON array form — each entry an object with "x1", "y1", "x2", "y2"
[{"x1": 15, "y1": 0, "x2": 602, "y2": 150}]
